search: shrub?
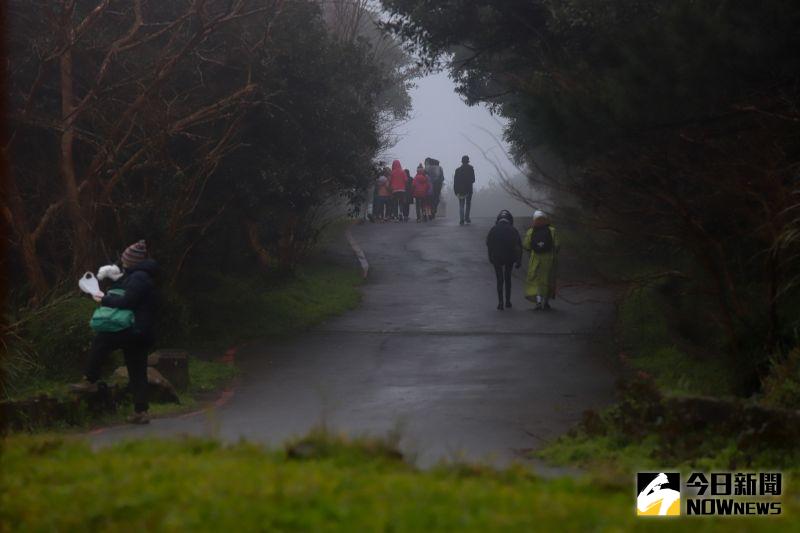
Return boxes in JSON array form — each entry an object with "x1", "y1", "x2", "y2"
[{"x1": 761, "y1": 347, "x2": 800, "y2": 409}]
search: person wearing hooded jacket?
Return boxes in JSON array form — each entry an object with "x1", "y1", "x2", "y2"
[
  {"x1": 412, "y1": 164, "x2": 430, "y2": 222},
  {"x1": 389, "y1": 160, "x2": 408, "y2": 221},
  {"x1": 486, "y1": 210, "x2": 523, "y2": 310},
  {"x1": 523, "y1": 210, "x2": 560, "y2": 310},
  {"x1": 70, "y1": 240, "x2": 158, "y2": 424}
]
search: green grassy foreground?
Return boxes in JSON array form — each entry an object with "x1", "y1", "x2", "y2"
[{"x1": 3, "y1": 433, "x2": 795, "y2": 531}]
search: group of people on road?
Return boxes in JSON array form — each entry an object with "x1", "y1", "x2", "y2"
[
  {"x1": 370, "y1": 157, "x2": 446, "y2": 223},
  {"x1": 368, "y1": 155, "x2": 477, "y2": 225},
  {"x1": 486, "y1": 209, "x2": 559, "y2": 311}
]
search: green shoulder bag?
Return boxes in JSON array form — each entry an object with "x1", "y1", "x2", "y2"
[{"x1": 90, "y1": 288, "x2": 135, "y2": 332}]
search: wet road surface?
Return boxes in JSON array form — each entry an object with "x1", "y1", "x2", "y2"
[{"x1": 91, "y1": 218, "x2": 617, "y2": 467}]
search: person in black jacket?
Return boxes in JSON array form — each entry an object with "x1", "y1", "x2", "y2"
[
  {"x1": 486, "y1": 210, "x2": 523, "y2": 310},
  {"x1": 71, "y1": 240, "x2": 158, "y2": 424},
  {"x1": 453, "y1": 155, "x2": 475, "y2": 225}
]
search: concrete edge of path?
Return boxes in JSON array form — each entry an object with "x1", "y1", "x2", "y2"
[{"x1": 346, "y1": 227, "x2": 369, "y2": 279}]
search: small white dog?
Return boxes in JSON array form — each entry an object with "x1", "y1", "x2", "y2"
[{"x1": 97, "y1": 264, "x2": 124, "y2": 281}]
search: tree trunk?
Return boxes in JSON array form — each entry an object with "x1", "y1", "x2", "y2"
[
  {"x1": 277, "y1": 214, "x2": 299, "y2": 270},
  {"x1": 245, "y1": 220, "x2": 271, "y2": 270},
  {"x1": 3, "y1": 170, "x2": 49, "y2": 301},
  {"x1": 59, "y1": 33, "x2": 92, "y2": 273}
]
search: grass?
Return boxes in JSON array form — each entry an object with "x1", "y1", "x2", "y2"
[
  {"x1": 4, "y1": 431, "x2": 797, "y2": 531},
  {"x1": 618, "y1": 285, "x2": 736, "y2": 397},
  {"x1": 187, "y1": 264, "x2": 363, "y2": 348}
]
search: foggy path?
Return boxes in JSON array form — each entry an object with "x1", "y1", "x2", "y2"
[{"x1": 90, "y1": 218, "x2": 617, "y2": 467}]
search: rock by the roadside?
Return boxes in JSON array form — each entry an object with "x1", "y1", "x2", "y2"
[
  {"x1": 147, "y1": 349, "x2": 190, "y2": 391},
  {"x1": 113, "y1": 366, "x2": 180, "y2": 404}
]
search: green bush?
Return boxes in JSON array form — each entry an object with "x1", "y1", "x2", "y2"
[
  {"x1": 3, "y1": 295, "x2": 96, "y2": 397},
  {"x1": 761, "y1": 348, "x2": 800, "y2": 409},
  {"x1": 186, "y1": 265, "x2": 362, "y2": 347},
  {"x1": 618, "y1": 286, "x2": 736, "y2": 396}
]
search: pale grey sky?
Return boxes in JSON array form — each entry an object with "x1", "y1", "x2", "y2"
[{"x1": 385, "y1": 72, "x2": 517, "y2": 190}]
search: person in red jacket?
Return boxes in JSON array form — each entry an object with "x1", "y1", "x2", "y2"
[
  {"x1": 389, "y1": 160, "x2": 408, "y2": 221},
  {"x1": 412, "y1": 164, "x2": 430, "y2": 222}
]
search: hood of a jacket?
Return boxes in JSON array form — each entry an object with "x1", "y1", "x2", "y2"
[
  {"x1": 128, "y1": 258, "x2": 159, "y2": 277},
  {"x1": 392, "y1": 160, "x2": 402, "y2": 171}
]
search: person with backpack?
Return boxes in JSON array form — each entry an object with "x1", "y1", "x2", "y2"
[
  {"x1": 523, "y1": 210, "x2": 559, "y2": 310},
  {"x1": 70, "y1": 240, "x2": 159, "y2": 424},
  {"x1": 412, "y1": 164, "x2": 430, "y2": 222},
  {"x1": 453, "y1": 155, "x2": 475, "y2": 225},
  {"x1": 425, "y1": 157, "x2": 445, "y2": 218},
  {"x1": 486, "y1": 210, "x2": 523, "y2": 310}
]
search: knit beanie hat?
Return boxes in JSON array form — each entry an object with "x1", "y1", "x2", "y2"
[{"x1": 122, "y1": 240, "x2": 147, "y2": 269}]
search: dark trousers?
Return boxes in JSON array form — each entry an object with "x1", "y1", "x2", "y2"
[
  {"x1": 392, "y1": 192, "x2": 406, "y2": 219},
  {"x1": 415, "y1": 200, "x2": 425, "y2": 220},
  {"x1": 432, "y1": 184, "x2": 443, "y2": 215},
  {"x1": 86, "y1": 330, "x2": 152, "y2": 413},
  {"x1": 458, "y1": 193, "x2": 473, "y2": 222},
  {"x1": 494, "y1": 263, "x2": 513, "y2": 304},
  {"x1": 374, "y1": 197, "x2": 389, "y2": 219}
]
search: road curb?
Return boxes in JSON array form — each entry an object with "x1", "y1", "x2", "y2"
[{"x1": 346, "y1": 227, "x2": 369, "y2": 279}]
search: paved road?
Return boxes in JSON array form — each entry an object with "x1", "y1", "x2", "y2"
[{"x1": 92, "y1": 218, "x2": 617, "y2": 467}]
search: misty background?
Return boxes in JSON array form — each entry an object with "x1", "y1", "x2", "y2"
[{"x1": 387, "y1": 72, "x2": 538, "y2": 219}]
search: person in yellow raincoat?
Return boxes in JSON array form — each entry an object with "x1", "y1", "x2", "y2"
[{"x1": 523, "y1": 210, "x2": 559, "y2": 310}]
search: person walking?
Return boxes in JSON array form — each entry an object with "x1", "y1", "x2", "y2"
[
  {"x1": 375, "y1": 168, "x2": 391, "y2": 221},
  {"x1": 453, "y1": 155, "x2": 475, "y2": 225},
  {"x1": 389, "y1": 160, "x2": 408, "y2": 222},
  {"x1": 412, "y1": 164, "x2": 430, "y2": 222},
  {"x1": 425, "y1": 171, "x2": 435, "y2": 221},
  {"x1": 425, "y1": 157, "x2": 445, "y2": 218},
  {"x1": 70, "y1": 240, "x2": 158, "y2": 424},
  {"x1": 523, "y1": 210, "x2": 560, "y2": 310},
  {"x1": 486, "y1": 210, "x2": 523, "y2": 310}
]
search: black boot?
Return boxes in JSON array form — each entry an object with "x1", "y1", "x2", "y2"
[
  {"x1": 497, "y1": 302, "x2": 504, "y2": 311},
  {"x1": 505, "y1": 300, "x2": 512, "y2": 308}
]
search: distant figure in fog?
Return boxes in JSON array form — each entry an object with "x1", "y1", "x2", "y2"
[
  {"x1": 389, "y1": 160, "x2": 408, "y2": 222},
  {"x1": 486, "y1": 210, "x2": 522, "y2": 310},
  {"x1": 425, "y1": 157, "x2": 445, "y2": 218},
  {"x1": 453, "y1": 155, "x2": 475, "y2": 225},
  {"x1": 412, "y1": 164, "x2": 430, "y2": 222},
  {"x1": 374, "y1": 167, "x2": 391, "y2": 221},
  {"x1": 403, "y1": 168, "x2": 414, "y2": 221},
  {"x1": 523, "y1": 210, "x2": 559, "y2": 310}
]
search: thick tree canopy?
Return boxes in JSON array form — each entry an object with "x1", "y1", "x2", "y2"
[{"x1": 6, "y1": 0, "x2": 411, "y2": 296}]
